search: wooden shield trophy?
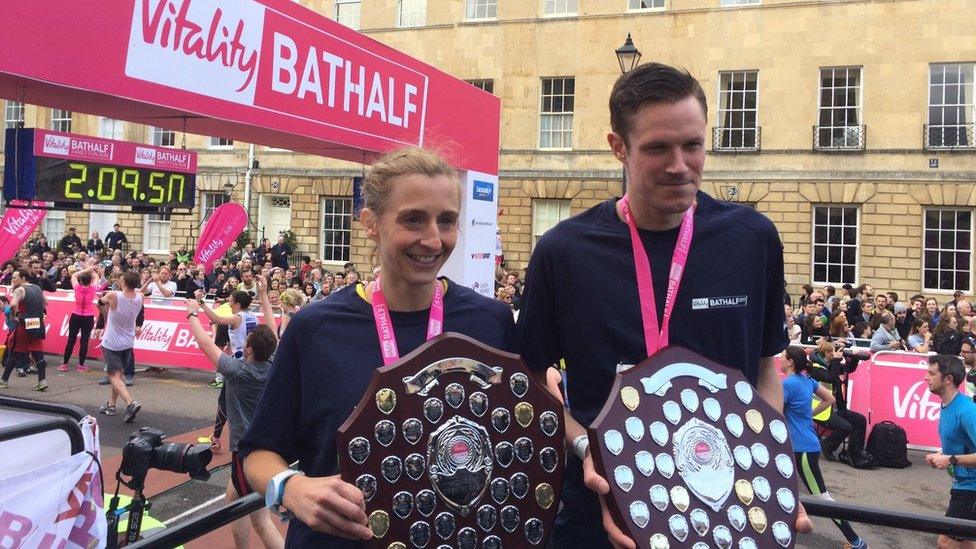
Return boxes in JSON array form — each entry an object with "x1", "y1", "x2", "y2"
[
  {"x1": 338, "y1": 333, "x2": 565, "y2": 549},
  {"x1": 588, "y1": 347, "x2": 797, "y2": 549}
]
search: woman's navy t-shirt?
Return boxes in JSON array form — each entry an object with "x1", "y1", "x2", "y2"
[{"x1": 239, "y1": 278, "x2": 517, "y2": 548}]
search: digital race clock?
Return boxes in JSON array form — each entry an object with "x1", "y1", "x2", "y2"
[{"x1": 3, "y1": 128, "x2": 196, "y2": 211}]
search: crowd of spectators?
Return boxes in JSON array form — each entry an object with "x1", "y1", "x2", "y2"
[{"x1": 787, "y1": 282, "x2": 974, "y2": 357}]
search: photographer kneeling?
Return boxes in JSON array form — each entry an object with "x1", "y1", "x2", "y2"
[{"x1": 810, "y1": 338, "x2": 874, "y2": 468}]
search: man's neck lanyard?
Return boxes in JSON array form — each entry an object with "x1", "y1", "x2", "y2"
[
  {"x1": 370, "y1": 277, "x2": 444, "y2": 366},
  {"x1": 618, "y1": 195, "x2": 696, "y2": 358}
]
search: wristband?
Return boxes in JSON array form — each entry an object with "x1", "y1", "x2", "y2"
[
  {"x1": 186, "y1": 312, "x2": 198, "y2": 319},
  {"x1": 572, "y1": 434, "x2": 590, "y2": 460}
]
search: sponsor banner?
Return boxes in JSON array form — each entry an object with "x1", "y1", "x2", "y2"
[
  {"x1": 33, "y1": 128, "x2": 197, "y2": 172},
  {"x1": 194, "y1": 203, "x2": 249, "y2": 271},
  {"x1": 441, "y1": 171, "x2": 498, "y2": 298},
  {"x1": 0, "y1": 1, "x2": 499, "y2": 174},
  {"x1": 0, "y1": 288, "x2": 277, "y2": 371},
  {"x1": 0, "y1": 201, "x2": 47, "y2": 264},
  {"x1": 0, "y1": 452, "x2": 107, "y2": 548}
]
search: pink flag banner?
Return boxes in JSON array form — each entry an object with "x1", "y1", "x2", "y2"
[
  {"x1": 194, "y1": 203, "x2": 249, "y2": 273},
  {"x1": 0, "y1": 201, "x2": 47, "y2": 264}
]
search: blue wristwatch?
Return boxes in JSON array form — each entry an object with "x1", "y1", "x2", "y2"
[{"x1": 265, "y1": 469, "x2": 303, "y2": 521}]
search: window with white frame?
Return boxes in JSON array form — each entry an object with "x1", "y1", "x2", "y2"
[
  {"x1": 539, "y1": 77, "x2": 574, "y2": 149},
  {"x1": 543, "y1": 0, "x2": 577, "y2": 15},
  {"x1": 466, "y1": 79, "x2": 494, "y2": 94},
  {"x1": 200, "y1": 192, "x2": 230, "y2": 229},
  {"x1": 397, "y1": 0, "x2": 426, "y2": 27},
  {"x1": 927, "y1": 63, "x2": 975, "y2": 149},
  {"x1": 43, "y1": 209, "x2": 66, "y2": 245},
  {"x1": 321, "y1": 197, "x2": 352, "y2": 262},
  {"x1": 50, "y1": 109, "x2": 72, "y2": 132},
  {"x1": 532, "y1": 199, "x2": 571, "y2": 248},
  {"x1": 144, "y1": 213, "x2": 172, "y2": 253},
  {"x1": 629, "y1": 0, "x2": 665, "y2": 8},
  {"x1": 98, "y1": 117, "x2": 125, "y2": 140},
  {"x1": 5, "y1": 101, "x2": 25, "y2": 129},
  {"x1": 335, "y1": 0, "x2": 361, "y2": 30},
  {"x1": 208, "y1": 136, "x2": 234, "y2": 149},
  {"x1": 924, "y1": 209, "x2": 972, "y2": 292},
  {"x1": 466, "y1": 0, "x2": 497, "y2": 19},
  {"x1": 150, "y1": 126, "x2": 176, "y2": 147},
  {"x1": 816, "y1": 67, "x2": 863, "y2": 149},
  {"x1": 811, "y1": 205, "x2": 858, "y2": 285},
  {"x1": 721, "y1": 0, "x2": 759, "y2": 5},
  {"x1": 716, "y1": 71, "x2": 759, "y2": 150}
]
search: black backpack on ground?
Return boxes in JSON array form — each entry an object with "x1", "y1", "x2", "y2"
[{"x1": 866, "y1": 421, "x2": 912, "y2": 468}]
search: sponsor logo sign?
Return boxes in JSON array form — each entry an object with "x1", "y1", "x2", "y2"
[{"x1": 472, "y1": 180, "x2": 494, "y2": 202}]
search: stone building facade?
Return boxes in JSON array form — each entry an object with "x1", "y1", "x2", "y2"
[{"x1": 2, "y1": 0, "x2": 976, "y2": 300}]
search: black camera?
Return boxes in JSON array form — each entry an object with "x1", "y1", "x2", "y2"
[{"x1": 120, "y1": 427, "x2": 213, "y2": 486}]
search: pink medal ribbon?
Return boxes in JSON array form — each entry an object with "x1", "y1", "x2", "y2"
[
  {"x1": 371, "y1": 276, "x2": 445, "y2": 366},
  {"x1": 618, "y1": 195, "x2": 696, "y2": 358}
]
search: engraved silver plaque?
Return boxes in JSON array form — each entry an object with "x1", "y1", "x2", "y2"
[
  {"x1": 774, "y1": 454, "x2": 794, "y2": 478},
  {"x1": 672, "y1": 417, "x2": 734, "y2": 513},
  {"x1": 383, "y1": 456, "x2": 403, "y2": 483},
  {"x1": 655, "y1": 453, "x2": 675, "y2": 479},
  {"x1": 510, "y1": 472, "x2": 529, "y2": 499},
  {"x1": 668, "y1": 514, "x2": 689, "y2": 542},
  {"x1": 376, "y1": 420, "x2": 396, "y2": 447},
  {"x1": 626, "y1": 416, "x2": 644, "y2": 442},
  {"x1": 490, "y1": 478, "x2": 509, "y2": 505},
  {"x1": 650, "y1": 484, "x2": 670, "y2": 511},
  {"x1": 734, "y1": 445, "x2": 752, "y2": 470},
  {"x1": 630, "y1": 501, "x2": 650, "y2": 529},
  {"x1": 427, "y1": 416, "x2": 492, "y2": 516},
  {"x1": 540, "y1": 447, "x2": 558, "y2": 473},
  {"x1": 457, "y1": 526, "x2": 477, "y2": 549},
  {"x1": 739, "y1": 537, "x2": 758, "y2": 549},
  {"x1": 416, "y1": 489, "x2": 436, "y2": 516},
  {"x1": 735, "y1": 380, "x2": 753, "y2": 405},
  {"x1": 434, "y1": 511, "x2": 455, "y2": 539},
  {"x1": 693, "y1": 543, "x2": 710, "y2": 549},
  {"x1": 663, "y1": 400, "x2": 681, "y2": 425},
  {"x1": 635, "y1": 451, "x2": 655, "y2": 477},
  {"x1": 409, "y1": 520, "x2": 431, "y2": 548},
  {"x1": 491, "y1": 407, "x2": 511, "y2": 433},
  {"x1": 405, "y1": 453, "x2": 426, "y2": 481},
  {"x1": 525, "y1": 517, "x2": 544, "y2": 545},
  {"x1": 703, "y1": 397, "x2": 722, "y2": 422},
  {"x1": 605, "y1": 430, "x2": 624, "y2": 455},
  {"x1": 680, "y1": 388, "x2": 699, "y2": 413},
  {"x1": 469, "y1": 392, "x2": 488, "y2": 417},
  {"x1": 356, "y1": 474, "x2": 377, "y2": 502},
  {"x1": 393, "y1": 491, "x2": 414, "y2": 519},
  {"x1": 689, "y1": 508, "x2": 710, "y2": 536},
  {"x1": 614, "y1": 465, "x2": 635, "y2": 492},
  {"x1": 403, "y1": 418, "x2": 424, "y2": 445},
  {"x1": 725, "y1": 414, "x2": 743, "y2": 438},
  {"x1": 445, "y1": 383, "x2": 465, "y2": 409},
  {"x1": 776, "y1": 488, "x2": 796, "y2": 513},
  {"x1": 727, "y1": 505, "x2": 746, "y2": 532},
  {"x1": 424, "y1": 397, "x2": 444, "y2": 423},
  {"x1": 494, "y1": 441, "x2": 514, "y2": 468},
  {"x1": 750, "y1": 443, "x2": 769, "y2": 467},
  {"x1": 753, "y1": 476, "x2": 771, "y2": 502},
  {"x1": 650, "y1": 421, "x2": 670, "y2": 447},
  {"x1": 713, "y1": 525, "x2": 733, "y2": 549},
  {"x1": 483, "y1": 535, "x2": 501, "y2": 549},
  {"x1": 349, "y1": 437, "x2": 371, "y2": 465},
  {"x1": 477, "y1": 504, "x2": 496, "y2": 531},
  {"x1": 772, "y1": 520, "x2": 792, "y2": 547},
  {"x1": 540, "y1": 410, "x2": 559, "y2": 437},
  {"x1": 510, "y1": 373, "x2": 529, "y2": 397},
  {"x1": 769, "y1": 419, "x2": 788, "y2": 444},
  {"x1": 515, "y1": 437, "x2": 534, "y2": 463},
  {"x1": 500, "y1": 505, "x2": 520, "y2": 533}
]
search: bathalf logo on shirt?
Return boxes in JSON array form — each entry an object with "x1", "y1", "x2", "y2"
[
  {"x1": 472, "y1": 180, "x2": 494, "y2": 202},
  {"x1": 691, "y1": 296, "x2": 748, "y2": 310}
]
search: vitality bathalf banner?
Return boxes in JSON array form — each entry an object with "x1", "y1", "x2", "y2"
[
  {"x1": 0, "y1": 201, "x2": 47, "y2": 264},
  {"x1": 194, "y1": 202, "x2": 249, "y2": 272}
]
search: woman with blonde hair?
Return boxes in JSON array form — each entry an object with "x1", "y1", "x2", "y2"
[{"x1": 241, "y1": 148, "x2": 518, "y2": 546}]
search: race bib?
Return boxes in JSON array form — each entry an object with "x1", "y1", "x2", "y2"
[{"x1": 24, "y1": 317, "x2": 41, "y2": 330}]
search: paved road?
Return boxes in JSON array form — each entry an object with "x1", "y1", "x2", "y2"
[{"x1": 1, "y1": 360, "x2": 956, "y2": 547}]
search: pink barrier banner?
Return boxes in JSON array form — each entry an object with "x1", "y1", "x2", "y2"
[
  {"x1": 194, "y1": 203, "x2": 249, "y2": 272},
  {"x1": 0, "y1": 288, "x2": 276, "y2": 372},
  {"x1": 0, "y1": 201, "x2": 47, "y2": 264}
]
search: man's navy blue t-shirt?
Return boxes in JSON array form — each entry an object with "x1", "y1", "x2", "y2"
[
  {"x1": 517, "y1": 191, "x2": 788, "y2": 547},
  {"x1": 239, "y1": 279, "x2": 517, "y2": 548}
]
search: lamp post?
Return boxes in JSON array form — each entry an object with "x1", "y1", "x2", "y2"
[
  {"x1": 223, "y1": 179, "x2": 235, "y2": 198},
  {"x1": 614, "y1": 33, "x2": 642, "y2": 195}
]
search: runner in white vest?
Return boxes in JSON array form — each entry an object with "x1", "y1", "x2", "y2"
[{"x1": 97, "y1": 270, "x2": 143, "y2": 423}]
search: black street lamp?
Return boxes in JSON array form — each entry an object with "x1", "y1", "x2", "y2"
[{"x1": 615, "y1": 34, "x2": 642, "y2": 195}]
